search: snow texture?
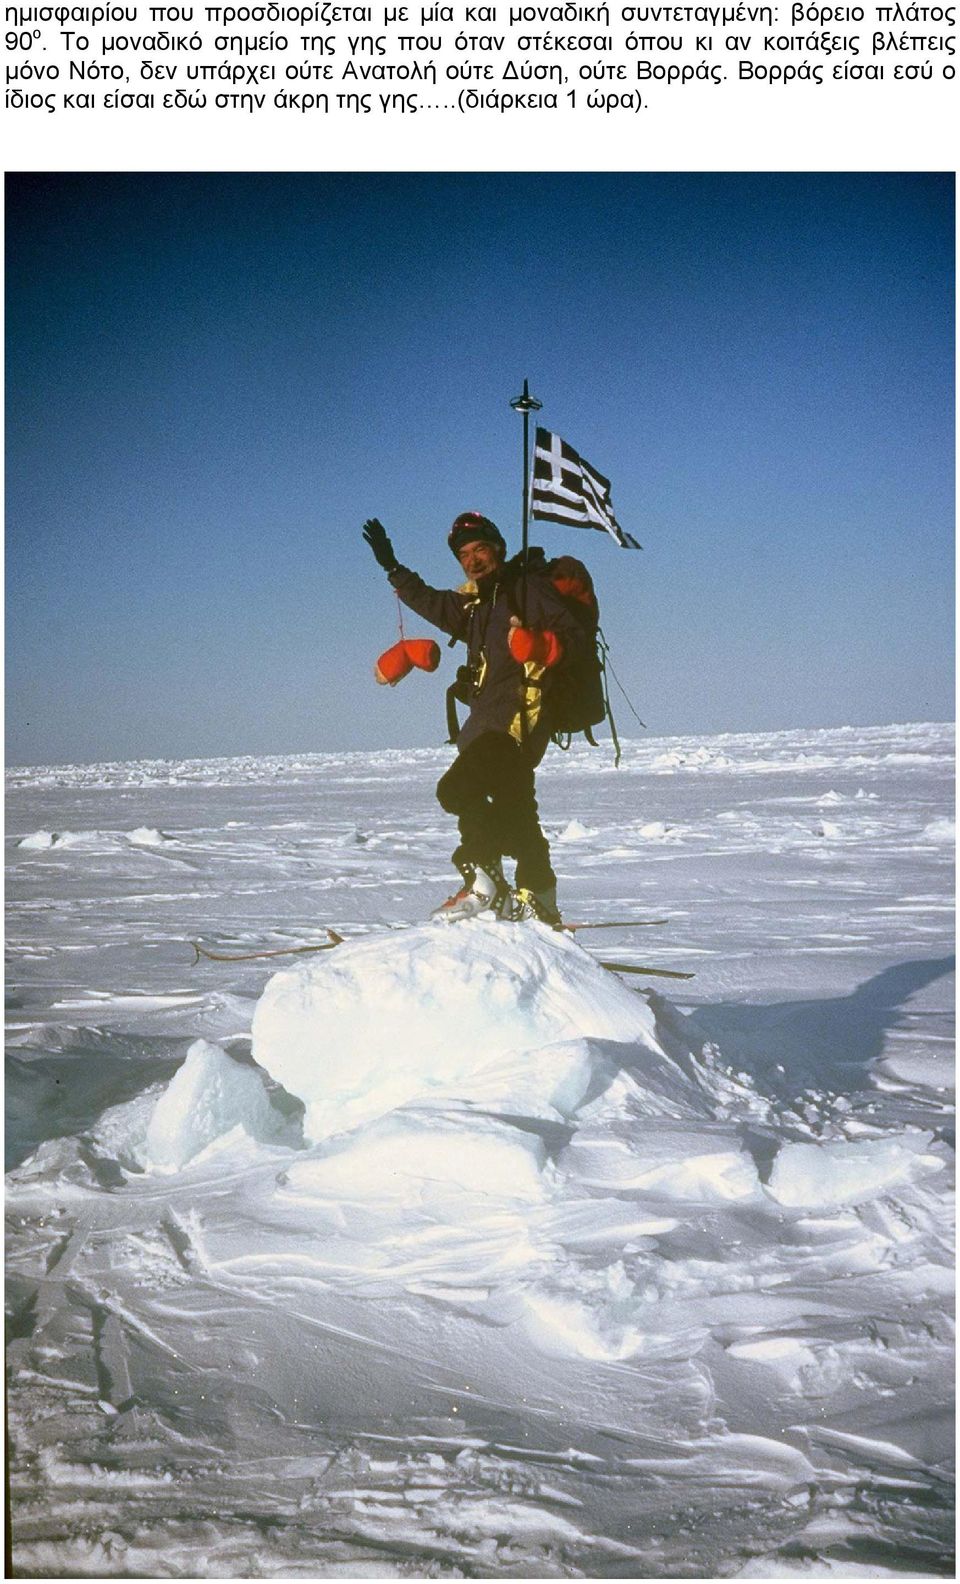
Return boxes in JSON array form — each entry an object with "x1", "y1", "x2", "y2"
[{"x1": 5, "y1": 721, "x2": 955, "y2": 1579}]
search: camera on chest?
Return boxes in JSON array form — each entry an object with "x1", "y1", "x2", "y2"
[{"x1": 452, "y1": 648, "x2": 489, "y2": 702}]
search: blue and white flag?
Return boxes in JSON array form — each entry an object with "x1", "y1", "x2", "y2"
[{"x1": 530, "y1": 427, "x2": 641, "y2": 549}]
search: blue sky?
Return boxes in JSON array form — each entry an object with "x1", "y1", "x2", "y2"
[{"x1": 6, "y1": 172, "x2": 954, "y2": 765}]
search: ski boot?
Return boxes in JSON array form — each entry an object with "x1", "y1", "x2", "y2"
[
  {"x1": 431, "y1": 864, "x2": 474, "y2": 919},
  {"x1": 509, "y1": 884, "x2": 563, "y2": 929},
  {"x1": 432, "y1": 857, "x2": 509, "y2": 922}
]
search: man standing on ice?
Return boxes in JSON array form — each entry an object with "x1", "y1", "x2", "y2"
[{"x1": 362, "y1": 511, "x2": 587, "y2": 925}]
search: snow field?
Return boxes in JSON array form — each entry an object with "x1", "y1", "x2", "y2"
[{"x1": 5, "y1": 721, "x2": 954, "y2": 1578}]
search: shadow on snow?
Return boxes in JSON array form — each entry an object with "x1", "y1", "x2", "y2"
[{"x1": 655, "y1": 954, "x2": 955, "y2": 1102}]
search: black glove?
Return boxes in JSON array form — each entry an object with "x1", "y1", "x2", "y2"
[{"x1": 362, "y1": 518, "x2": 399, "y2": 573}]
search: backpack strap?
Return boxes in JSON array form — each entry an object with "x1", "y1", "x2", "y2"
[
  {"x1": 597, "y1": 631, "x2": 622, "y2": 768},
  {"x1": 445, "y1": 680, "x2": 461, "y2": 744}
]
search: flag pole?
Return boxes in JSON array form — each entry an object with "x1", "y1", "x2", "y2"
[{"x1": 509, "y1": 378, "x2": 542, "y2": 623}]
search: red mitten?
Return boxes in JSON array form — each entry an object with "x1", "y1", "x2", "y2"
[
  {"x1": 374, "y1": 642, "x2": 414, "y2": 686},
  {"x1": 374, "y1": 639, "x2": 442, "y2": 685},
  {"x1": 551, "y1": 557, "x2": 598, "y2": 613},
  {"x1": 508, "y1": 626, "x2": 563, "y2": 668},
  {"x1": 403, "y1": 638, "x2": 441, "y2": 672}
]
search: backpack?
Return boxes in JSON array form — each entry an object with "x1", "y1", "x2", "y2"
[
  {"x1": 444, "y1": 548, "x2": 630, "y2": 764},
  {"x1": 541, "y1": 554, "x2": 606, "y2": 739},
  {"x1": 512, "y1": 548, "x2": 622, "y2": 762}
]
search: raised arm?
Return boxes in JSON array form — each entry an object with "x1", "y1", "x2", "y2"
[{"x1": 362, "y1": 519, "x2": 470, "y2": 641}]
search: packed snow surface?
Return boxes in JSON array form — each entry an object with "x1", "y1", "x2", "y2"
[{"x1": 5, "y1": 721, "x2": 955, "y2": 1578}]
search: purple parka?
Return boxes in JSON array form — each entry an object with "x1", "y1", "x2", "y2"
[{"x1": 388, "y1": 558, "x2": 587, "y2": 761}]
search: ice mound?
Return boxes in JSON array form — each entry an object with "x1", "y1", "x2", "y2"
[
  {"x1": 767, "y1": 1134, "x2": 943, "y2": 1208},
  {"x1": 17, "y1": 826, "x2": 173, "y2": 852},
  {"x1": 557, "y1": 818, "x2": 593, "y2": 842},
  {"x1": 252, "y1": 919, "x2": 661, "y2": 1143},
  {"x1": 142, "y1": 1038, "x2": 288, "y2": 1172},
  {"x1": 17, "y1": 829, "x2": 98, "y2": 849},
  {"x1": 126, "y1": 826, "x2": 171, "y2": 846},
  {"x1": 922, "y1": 816, "x2": 955, "y2": 843},
  {"x1": 650, "y1": 745, "x2": 733, "y2": 773}
]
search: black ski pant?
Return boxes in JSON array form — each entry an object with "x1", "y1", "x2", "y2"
[{"x1": 436, "y1": 730, "x2": 555, "y2": 894}]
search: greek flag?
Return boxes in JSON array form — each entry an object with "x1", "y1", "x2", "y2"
[{"x1": 530, "y1": 428, "x2": 641, "y2": 549}]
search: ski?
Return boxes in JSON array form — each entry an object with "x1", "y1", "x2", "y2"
[
  {"x1": 190, "y1": 927, "x2": 691, "y2": 979},
  {"x1": 599, "y1": 960, "x2": 694, "y2": 979},
  {"x1": 191, "y1": 931, "x2": 344, "y2": 964},
  {"x1": 191, "y1": 919, "x2": 667, "y2": 961}
]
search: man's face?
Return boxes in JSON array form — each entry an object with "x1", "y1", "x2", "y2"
[{"x1": 457, "y1": 540, "x2": 502, "y2": 581}]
